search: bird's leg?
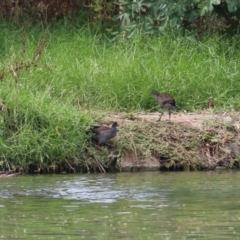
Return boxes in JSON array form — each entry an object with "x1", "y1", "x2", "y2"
[
  {"x1": 169, "y1": 109, "x2": 171, "y2": 122},
  {"x1": 158, "y1": 112, "x2": 164, "y2": 121}
]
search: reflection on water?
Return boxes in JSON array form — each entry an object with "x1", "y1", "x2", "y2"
[
  {"x1": 0, "y1": 171, "x2": 240, "y2": 239},
  {"x1": 1, "y1": 174, "x2": 170, "y2": 204}
]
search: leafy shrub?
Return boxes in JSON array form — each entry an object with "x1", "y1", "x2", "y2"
[
  {"x1": 113, "y1": 0, "x2": 240, "y2": 38},
  {"x1": 1, "y1": 1, "x2": 240, "y2": 37}
]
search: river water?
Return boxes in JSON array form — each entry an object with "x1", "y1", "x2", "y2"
[{"x1": 0, "y1": 171, "x2": 240, "y2": 239}]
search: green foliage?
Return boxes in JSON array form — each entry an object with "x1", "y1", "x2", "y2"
[
  {"x1": 0, "y1": 88, "x2": 91, "y2": 172},
  {"x1": 112, "y1": 0, "x2": 240, "y2": 38},
  {"x1": 2, "y1": 22, "x2": 240, "y2": 113},
  {"x1": 1, "y1": 22, "x2": 240, "y2": 172},
  {"x1": 226, "y1": 0, "x2": 240, "y2": 12},
  {"x1": 1, "y1": 1, "x2": 240, "y2": 37}
]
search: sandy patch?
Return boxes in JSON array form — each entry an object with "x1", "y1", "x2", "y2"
[{"x1": 105, "y1": 111, "x2": 240, "y2": 131}]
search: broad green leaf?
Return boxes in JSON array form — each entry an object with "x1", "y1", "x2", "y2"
[
  {"x1": 210, "y1": 0, "x2": 221, "y2": 4},
  {"x1": 187, "y1": 10, "x2": 199, "y2": 22}
]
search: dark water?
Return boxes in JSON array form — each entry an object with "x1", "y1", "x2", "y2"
[{"x1": 0, "y1": 171, "x2": 240, "y2": 239}]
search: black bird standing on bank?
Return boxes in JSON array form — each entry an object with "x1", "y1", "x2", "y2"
[
  {"x1": 92, "y1": 122, "x2": 118, "y2": 146},
  {"x1": 152, "y1": 90, "x2": 176, "y2": 121}
]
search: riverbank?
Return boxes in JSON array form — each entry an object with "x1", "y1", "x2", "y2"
[
  {"x1": 1, "y1": 109, "x2": 240, "y2": 175},
  {"x1": 92, "y1": 110, "x2": 240, "y2": 172},
  {"x1": 1, "y1": 23, "x2": 240, "y2": 174}
]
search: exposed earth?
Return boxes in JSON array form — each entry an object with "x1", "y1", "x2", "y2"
[
  {"x1": 2, "y1": 110, "x2": 240, "y2": 175},
  {"x1": 99, "y1": 110, "x2": 240, "y2": 172},
  {"x1": 105, "y1": 111, "x2": 240, "y2": 131}
]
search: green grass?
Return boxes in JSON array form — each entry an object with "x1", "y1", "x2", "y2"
[
  {"x1": 1, "y1": 22, "x2": 240, "y2": 112},
  {"x1": 0, "y1": 20, "x2": 240, "y2": 172}
]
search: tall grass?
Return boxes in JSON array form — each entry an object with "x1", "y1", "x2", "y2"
[
  {"x1": 0, "y1": 20, "x2": 240, "y2": 172},
  {"x1": 0, "y1": 86, "x2": 91, "y2": 172},
  {"x1": 49, "y1": 29, "x2": 240, "y2": 111},
  {"x1": 2, "y1": 22, "x2": 240, "y2": 112}
]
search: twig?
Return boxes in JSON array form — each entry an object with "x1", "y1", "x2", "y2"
[
  {"x1": 93, "y1": 155, "x2": 106, "y2": 173},
  {"x1": 85, "y1": 161, "x2": 90, "y2": 173},
  {"x1": 65, "y1": 159, "x2": 75, "y2": 173}
]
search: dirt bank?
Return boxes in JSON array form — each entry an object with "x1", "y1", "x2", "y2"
[
  {"x1": 2, "y1": 110, "x2": 240, "y2": 175},
  {"x1": 106, "y1": 111, "x2": 240, "y2": 131},
  {"x1": 94, "y1": 111, "x2": 240, "y2": 172}
]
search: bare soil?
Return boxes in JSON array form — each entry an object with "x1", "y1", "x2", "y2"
[
  {"x1": 100, "y1": 110, "x2": 240, "y2": 172},
  {"x1": 106, "y1": 111, "x2": 240, "y2": 131}
]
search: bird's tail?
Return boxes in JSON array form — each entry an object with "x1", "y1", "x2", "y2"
[{"x1": 151, "y1": 90, "x2": 160, "y2": 96}]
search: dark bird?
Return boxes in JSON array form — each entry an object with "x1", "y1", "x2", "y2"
[
  {"x1": 152, "y1": 90, "x2": 176, "y2": 121},
  {"x1": 91, "y1": 122, "x2": 118, "y2": 145}
]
